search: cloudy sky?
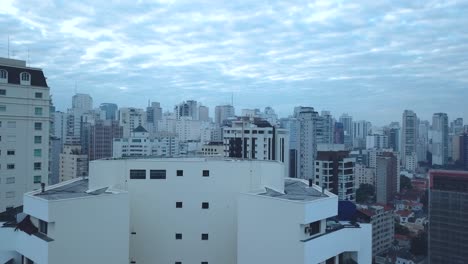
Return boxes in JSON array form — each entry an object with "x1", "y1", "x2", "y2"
[{"x1": 1, "y1": 0, "x2": 467, "y2": 125}]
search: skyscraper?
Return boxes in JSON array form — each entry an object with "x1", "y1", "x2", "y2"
[
  {"x1": 198, "y1": 105, "x2": 210, "y2": 122},
  {"x1": 401, "y1": 110, "x2": 418, "y2": 168},
  {"x1": 432, "y1": 113, "x2": 449, "y2": 165},
  {"x1": 214, "y1": 104, "x2": 235, "y2": 125},
  {"x1": 72, "y1": 93, "x2": 93, "y2": 110},
  {"x1": 294, "y1": 106, "x2": 319, "y2": 179},
  {"x1": 429, "y1": 170, "x2": 468, "y2": 263},
  {"x1": 0, "y1": 57, "x2": 50, "y2": 211},
  {"x1": 339, "y1": 113, "x2": 353, "y2": 149},
  {"x1": 175, "y1": 100, "x2": 198, "y2": 120},
  {"x1": 376, "y1": 151, "x2": 399, "y2": 204},
  {"x1": 100, "y1": 103, "x2": 118, "y2": 120}
]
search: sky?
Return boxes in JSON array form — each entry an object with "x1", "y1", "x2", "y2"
[{"x1": 1, "y1": 0, "x2": 467, "y2": 125}]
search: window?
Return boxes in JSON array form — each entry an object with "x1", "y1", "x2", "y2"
[
  {"x1": 175, "y1": 233, "x2": 182, "y2": 240},
  {"x1": 202, "y1": 202, "x2": 209, "y2": 209},
  {"x1": 34, "y1": 122, "x2": 42, "y2": 130},
  {"x1": 0, "y1": 89, "x2": 5, "y2": 95},
  {"x1": 34, "y1": 149, "x2": 42, "y2": 157},
  {"x1": 7, "y1": 150, "x2": 15, "y2": 155},
  {"x1": 35, "y1": 107, "x2": 43, "y2": 116},
  {"x1": 176, "y1": 170, "x2": 183, "y2": 176},
  {"x1": 130, "y1": 169, "x2": 146, "y2": 179},
  {"x1": 202, "y1": 170, "x2": 209, "y2": 177},
  {"x1": 0, "y1": 69, "x2": 7, "y2": 80},
  {"x1": 201, "y1": 233, "x2": 209, "y2": 240},
  {"x1": 307, "y1": 221, "x2": 321, "y2": 236},
  {"x1": 7, "y1": 164, "x2": 15, "y2": 170},
  {"x1": 34, "y1": 162, "x2": 41, "y2": 171},
  {"x1": 34, "y1": 136, "x2": 42, "y2": 144},
  {"x1": 176, "y1": 202, "x2": 183, "y2": 208},
  {"x1": 150, "y1": 170, "x2": 166, "y2": 179},
  {"x1": 6, "y1": 191, "x2": 15, "y2": 198},
  {"x1": 6, "y1": 177, "x2": 15, "y2": 184},
  {"x1": 175, "y1": 262, "x2": 182, "y2": 264},
  {"x1": 20, "y1": 72, "x2": 31, "y2": 85},
  {"x1": 0, "y1": 105, "x2": 5, "y2": 112},
  {"x1": 35, "y1": 92, "x2": 43, "y2": 98},
  {"x1": 34, "y1": 175, "x2": 42, "y2": 184},
  {"x1": 39, "y1": 219, "x2": 48, "y2": 235},
  {"x1": 7, "y1": 121, "x2": 15, "y2": 128},
  {"x1": 202, "y1": 262, "x2": 208, "y2": 264}
]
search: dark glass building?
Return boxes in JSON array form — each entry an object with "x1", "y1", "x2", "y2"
[{"x1": 429, "y1": 170, "x2": 468, "y2": 264}]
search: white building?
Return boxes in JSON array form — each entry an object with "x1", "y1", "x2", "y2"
[
  {"x1": 280, "y1": 117, "x2": 300, "y2": 178},
  {"x1": 51, "y1": 111, "x2": 68, "y2": 142},
  {"x1": 113, "y1": 126, "x2": 179, "y2": 157},
  {"x1": 214, "y1": 104, "x2": 235, "y2": 125},
  {"x1": 118, "y1": 107, "x2": 147, "y2": 138},
  {"x1": 198, "y1": 105, "x2": 210, "y2": 122},
  {"x1": 366, "y1": 134, "x2": 389, "y2": 149},
  {"x1": 174, "y1": 100, "x2": 198, "y2": 120},
  {"x1": 222, "y1": 118, "x2": 289, "y2": 175},
  {"x1": 402, "y1": 110, "x2": 418, "y2": 168},
  {"x1": 295, "y1": 106, "x2": 319, "y2": 179},
  {"x1": 353, "y1": 120, "x2": 372, "y2": 148},
  {"x1": 0, "y1": 57, "x2": 50, "y2": 211},
  {"x1": 0, "y1": 158, "x2": 371, "y2": 264},
  {"x1": 0, "y1": 178, "x2": 129, "y2": 264},
  {"x1": 71, "y1": 93, "x2": 93, "y2": 111},
  {"x1": 339, "y1": 113, "x2": 353, "y2": 149},
  {"x1": 59, "y1": 145, "x2": 88, "y2": 182},
  {"x1": 355, "y1": 163, "x2": 375, "y2": 187},
  {"x1": 356, "y1": 204, "x2": 394, "y2": 256},
  {"x1": 200, "y1": 142, "x2": 224, "y2": 156}
]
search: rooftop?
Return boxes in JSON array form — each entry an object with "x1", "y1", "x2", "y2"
[
  {"x1": 33, "y1": 179, "x2": 111, "y2": 200},
  {"x1": 259, "y1": 179, "x2": 330, "y2": 201}
]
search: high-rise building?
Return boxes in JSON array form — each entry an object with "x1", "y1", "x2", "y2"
[
  {"x1": 59, "y1": 145, "x2": 88, "y2": 182},
  {"x1": 83, "y1": 119, "x2": 123, "y2": 160},
  {"x1": 450, "y1": 117, "x2": 464, "y2": 135},
  {"x1": 314, "y1": 150, "x2": 356, "y2": 201},
  {"x1": 0, "y1": 57, "x2": 50, "y2": 211},
  {"x1": 334, "y1": 122, "x2": 345, "y2": 144},
  {"x1": 99, "y1": 103, "x2": 118, "y2": 120},
  {"x1": 417, "y1": 120, "x2": 430, "y2": 163},
  {"x1": 339, "y1": 113, "x2": 353, "y2": 149},
  {"x1": 295, "y1": 107, "x2": 319, "y2": 179},
  {"x1": 432, "y1": 113, "x2": 449, "y2": 165},
  {"x1": 198, "y1": 105, "x2": 210, "y2": 122},
  {"x1": 356, "y1": 204, "x2": 394, "y2": 257},
  {"x1": 354, "y1": 163, "x2": 375, "y2": 187},
  {"x1": 214, "y1": 104, "x2": 235, "y2": 125},
  {"x1": 459, "y1": 133, "x2": 468, "y2": 170},
  {"x1": 366, "y1": 134, "x2": 389, "y2": 149},
  {"x1": 429, "y1": 170, "x2": 468, "y2": 263},
  {"x1": 222, "y1": 118, "x2": 289, "y2": 175},
  {"x1": 315, "y1": 111, "x2": 334, "y2": 145},
  {"x1": 388, "y1": 127, "x2": 400, "y2": 152},
  {"x1": 401, "y1": 110, "x2": 418, "y2": 168},
  {"x1": 376, "y1": 152, "x2": 399, "y2": 204},
  {"x1": 280, "y1": 117, "x2": 300, "y2": 178},
  {"x1": 72, "y1": 93, "x2": 93, "y2": 111},
  {"x1": 174, "y1": 100, "x2": 198, "y2": 120},
  {"x1": 118, "y1": 107, "x2": 147, "y2": 138},
  {"x1": 353, "y1": 120, "x2": 371, "y2": 148}
]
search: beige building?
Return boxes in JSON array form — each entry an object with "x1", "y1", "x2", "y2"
[
  {"x1": 59, "y1": 145, "x2": 88, "y2": 182},
  {"x1": 0, "y1": 57, "x2": 50, "y2": 211},
  {"x1": 355, "y1": 163, "x2": 375, "y2": 187}
]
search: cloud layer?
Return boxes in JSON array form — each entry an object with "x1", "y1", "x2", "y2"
[{"x1": 1, "y1": 0, "x2": 467, "y2": 124}]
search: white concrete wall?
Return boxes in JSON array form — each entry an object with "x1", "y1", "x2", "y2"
[
  {"x1": 0, "y1": 225, "x2": 20, "y2": 263},
  {"x1": 89, "y1": 158, "x2": 284, "y2": 264}
]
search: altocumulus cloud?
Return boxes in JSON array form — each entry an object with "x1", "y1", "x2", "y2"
[{"x1": 1, "y1": 0, "x2": 467, "y2": 124}]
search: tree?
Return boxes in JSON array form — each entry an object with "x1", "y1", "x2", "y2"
[
  {"x1": 395, "y1": 223, "x2": 410, "y2": 235},
  {"x1": 400, "y1": 175, "x2": 413, "y2": 190},
  {"x1": 356, "y1": 184, "x2": 375, "y2": 203},
  {"x1": 410, "y1": 232, "x2": 428, "y2": 256}
]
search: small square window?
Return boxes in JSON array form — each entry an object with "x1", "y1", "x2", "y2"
[
  {"x1": 176, "y1": 202, "x2": 183, "y2": 208},
  {"x1": 177, "y1": 170, "x2": 183, "y2": 176},
  {"x1": 34, "y1": 122, "x2": 42, "y2": 131},
  {"x1": 6, "y1": 177, "x2": 15, "y2": 184},
  {"x1": 202, "y1": 262, "x2": 208, "y2": 264},
  {"x1": 7, "y1": 150, "x2": 15, "y2": 155},
  {"x1": 202, "y1": 202, "x2": 209, "y2": 209},
  {"x1": 0, "y1": 89, "x2": 5, "y2": 95},
  {"x1": 202, "y1": 170, "x2": 209, "y2": 177},
  {"x1": 175, "y1": 233, "x2": 182, "y2": 240},
  {"x1": 34, "y1": 149, "x2": 42, "y2": 157},
  {"x1": 34, "y1": 136, "x2": 42, "y2": 144},
  {"x1": 130, "y1": 169, "x2": 146, "y2": 179},
  {"x1": 201, "y1": 233, "x2": 209, "y2": 240},
  {"x1": 34, "y1": 162, "x2": 41, "y2": 171},
  {"x1": 175, "y1": 262, "x2": 182, "y2": 264},
  {"x1": 35, "y1": 107, "x2": 43, "y2": 116},
  {"x1": 7, "y1": 164, "x2": 15, "y2": 170},
  {"x1": 35, "y1": 92, "x2": 43, "y2": 98},
  {"x1": 34, "y1": 175, "x2": 42, "y2": 184}
]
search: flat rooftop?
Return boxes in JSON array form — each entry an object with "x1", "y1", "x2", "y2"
[
  {"x1": 34, "y1": 179, "x2": 111, "y2": 200},
  {"x1": 259, "y1": 179, "x2": 330, "y2": 201}
]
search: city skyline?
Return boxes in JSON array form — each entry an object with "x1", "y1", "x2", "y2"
[{"x1": 1, "y1": 0, "x2": 468, "y2": 124}]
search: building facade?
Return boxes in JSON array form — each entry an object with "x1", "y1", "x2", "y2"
[
  {"x1": 401, "y1": 110, "x2": 418, "y2": 168},
  {"x1": 214, "y1": 104, "x2": 235, "y2": 125},
  {"x1": 429, "y1": 170, "x2": 468, "y2": 264},
  {"x1": 432, "y1": 113, "x2": 449, "y2": 165},
  {"x1": 0, "y1": 57, "x2": 50, "y2": 211},
  {"x1": 59, "y1": 145, "x2": 88, "y2": 182},
  {"x1": 376, "y1": 152, "x2": 399, "y2": 204}
]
